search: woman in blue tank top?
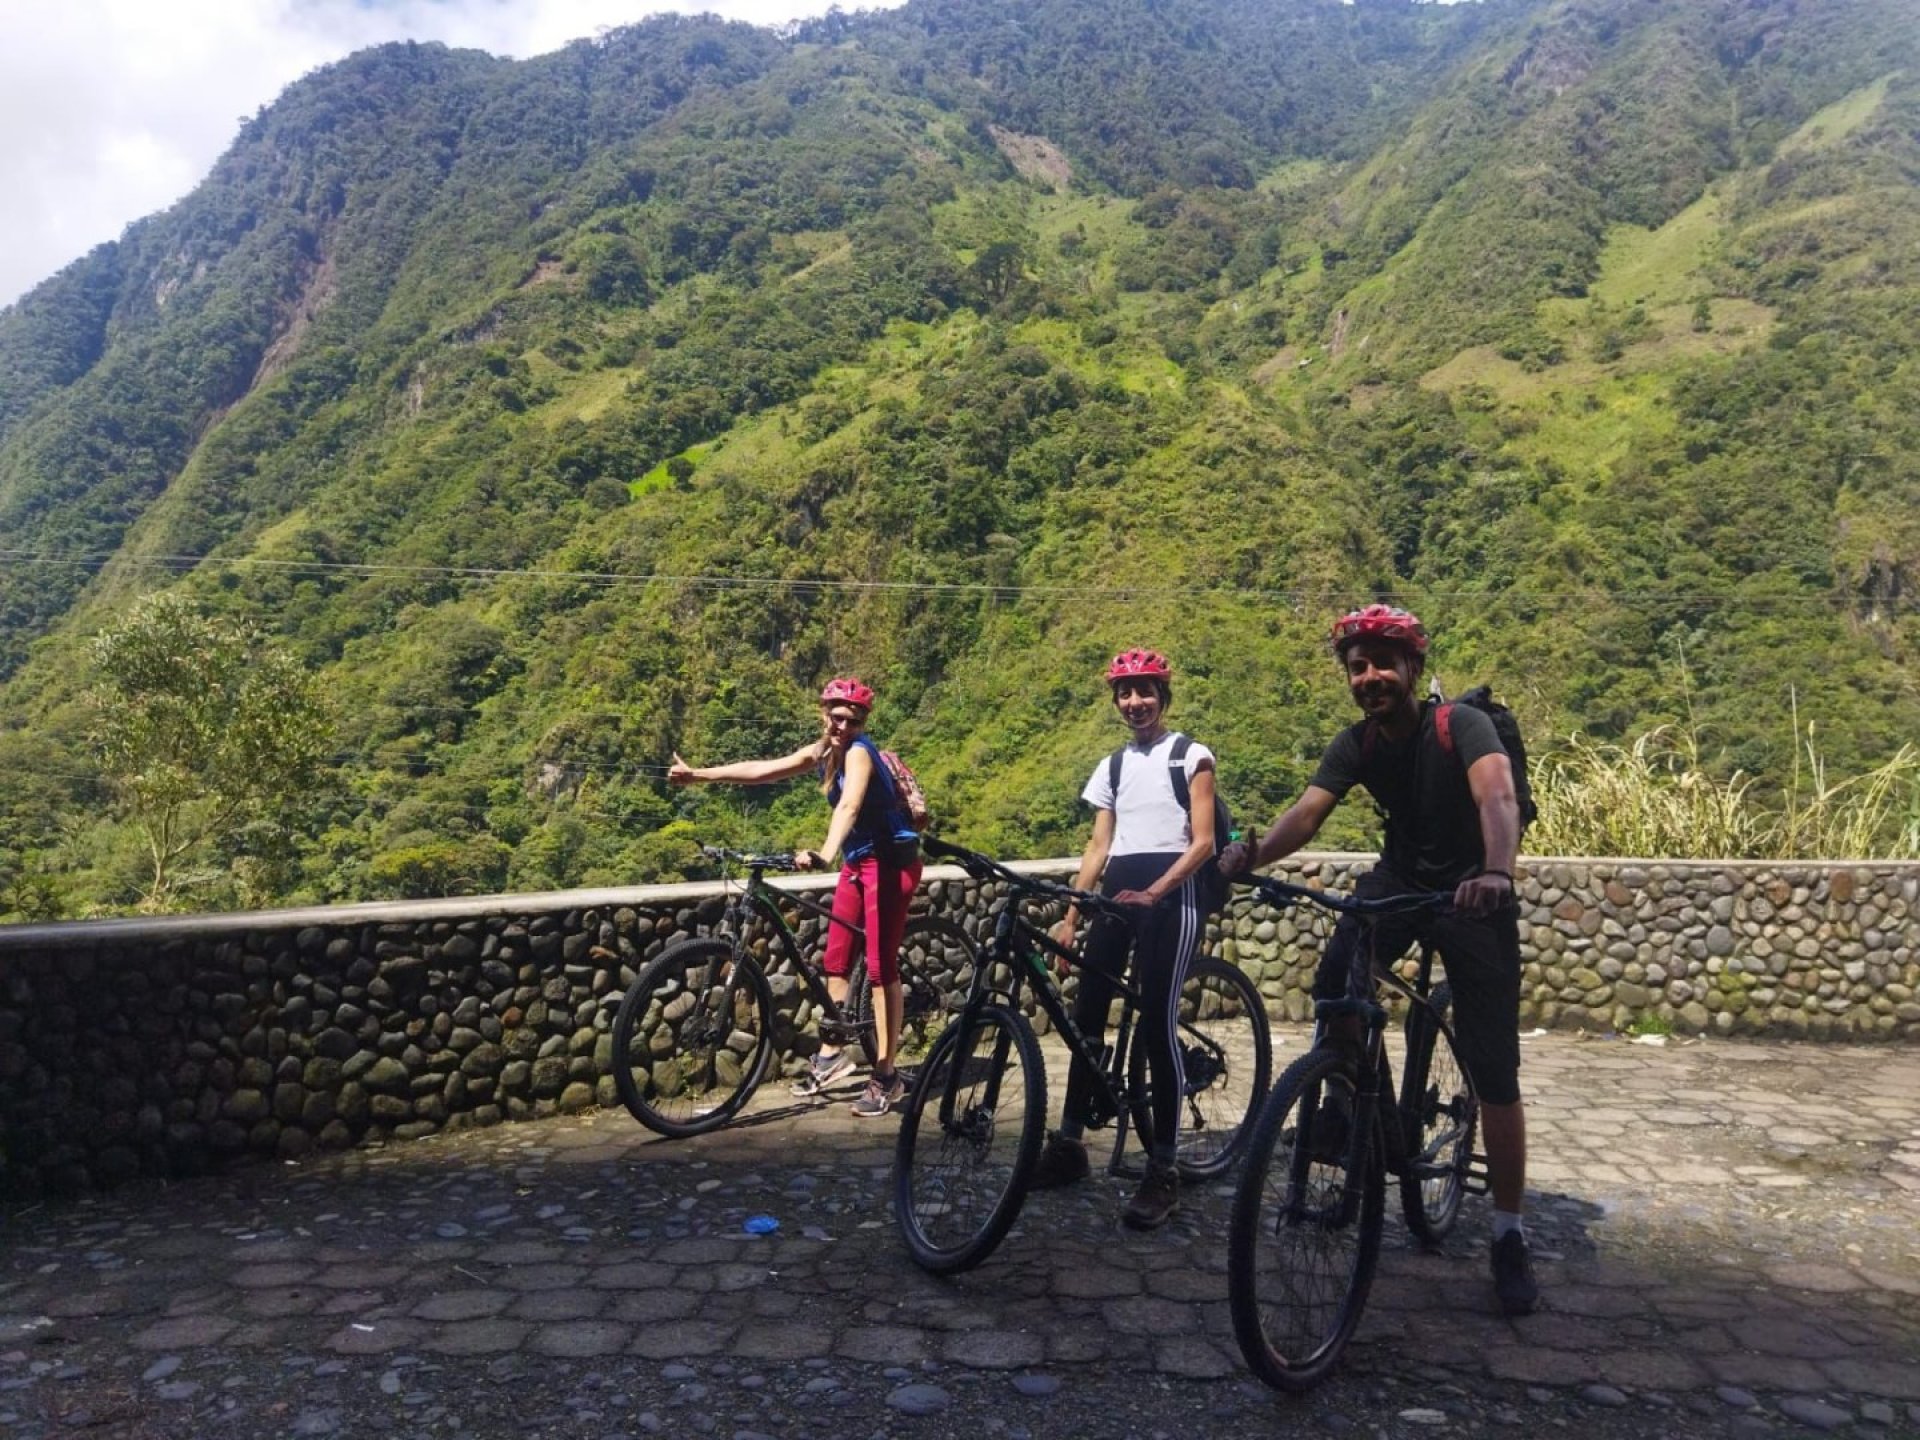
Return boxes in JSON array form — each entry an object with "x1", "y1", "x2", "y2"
[{"x1": 668, "y1": 677, "x2": 922, "y2": 1117}]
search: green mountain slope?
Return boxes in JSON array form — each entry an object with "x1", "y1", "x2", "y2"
[{"x1": 3, "y1": 0, "x2": 1918, "y2": 914}]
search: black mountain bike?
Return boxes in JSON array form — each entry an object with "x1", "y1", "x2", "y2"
[
  {"x1": 894, "y1": 836, "x2": 1272, "y2": 1274},
  {"x1": 610, "y1": 846, "x2": 977, "y2": 1137},
  {"x1": 1227, "y1": 874, "x2": 1488, "y2": 1392}
]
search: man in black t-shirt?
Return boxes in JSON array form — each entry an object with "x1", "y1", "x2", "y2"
[{"x1": 1220, "y1": 604, "x2": 1539, "y2": 1316}]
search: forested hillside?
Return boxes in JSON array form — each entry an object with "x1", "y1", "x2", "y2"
[{"x1": 3, "y1": 0, "x2": 1919, "y2": 916}]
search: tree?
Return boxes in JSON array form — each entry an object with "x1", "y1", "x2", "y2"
[{"x1": 88, "y1": 593, "x2": 333, "y2": 909}]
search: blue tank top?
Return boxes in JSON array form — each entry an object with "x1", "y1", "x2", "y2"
[{"x1": 825, "y1": 735, "x2": 918, "y2": 863}]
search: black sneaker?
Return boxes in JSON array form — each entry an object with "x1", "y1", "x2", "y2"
[
  {"x1": 1029, "y1": 1132, "x2": 1090, "y2": 1190},
  {"x1": 791, "y1": 1049, "x2": 857, "y2": 1096},
  {"x1": 1491, "y1": 1231, "x2": 1540, "y2": 1316},
  {"x1": 1122, "y1": 1160, "x2": 1180, "y2": 1230}
]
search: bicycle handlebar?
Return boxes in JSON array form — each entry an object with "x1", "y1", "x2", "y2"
[
  {"x1": 1233, "y1": 872, "x2": 1454, "y2": 917},
  {"x1": 920, "y1": 836, "x2": 1133, "y2": 920},
  {"x1": 699, "y1": 844, "x2": 803, "y2": 873}
]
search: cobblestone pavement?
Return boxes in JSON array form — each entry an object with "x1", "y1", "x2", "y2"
[{"x1": 2, "y1": 1028, "x2": 1917, "y2": 1439}]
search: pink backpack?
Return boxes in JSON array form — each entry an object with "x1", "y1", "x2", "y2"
[{"x1": 878, "y1": 750, "x2": 930, "y2": 831}]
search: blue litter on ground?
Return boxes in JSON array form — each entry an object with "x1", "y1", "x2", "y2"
[{"x1": 744, "y1": 1214, "x2": 780, "y2": 1235}]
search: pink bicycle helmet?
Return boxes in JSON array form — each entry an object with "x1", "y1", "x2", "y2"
[
  {"x1": 1331, "y1": 604, "x2": 1430, "y2": 657},
  {"x1": 1105, "y1": 649, "x2": 1173, "y2": 685},
  {"x1": 819, "y1": 677, "x2": 875, "y2": 710}
]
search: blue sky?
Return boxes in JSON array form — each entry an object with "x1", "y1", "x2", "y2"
[{"x1": 3, "y1": 0, "x2": 893, "y2": 309}]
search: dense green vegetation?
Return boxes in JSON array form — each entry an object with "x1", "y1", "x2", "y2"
[{"x1": 3, "y1": 0, "x2": 1919, "y2": 917}]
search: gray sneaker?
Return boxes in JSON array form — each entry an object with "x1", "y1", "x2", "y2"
[
  {"x1": 850, "y1": 1072, "x2": 905, "y2": 1119},
  {"x1": 791, "y1": 1049, "x2": 857, "y2": 1096}
]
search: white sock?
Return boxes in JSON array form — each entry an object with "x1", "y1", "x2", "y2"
[{"x1": 1492, "y1": 1209, "x2": 1525, "y2": 1242}]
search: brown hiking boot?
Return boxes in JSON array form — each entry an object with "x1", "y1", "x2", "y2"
[
  {"x1": 1029, "y1": 1132, "x2": 1090, "y2": 1190},
  {"x1": 1122, "y1": 1159, "x2": 1180, "y2": 1230}
]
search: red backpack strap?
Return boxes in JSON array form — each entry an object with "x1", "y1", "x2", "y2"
[{"x1": 1434, "y1": 702, "x2": 1455, "y2": 757}]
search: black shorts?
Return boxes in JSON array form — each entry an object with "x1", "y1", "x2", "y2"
[{"x1": 1312, "y1": 867, "x2": 1524, "y2": 1106}]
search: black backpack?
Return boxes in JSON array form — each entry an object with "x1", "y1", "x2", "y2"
[
  {"x1": 1106, "y1": 734, "x2": 1235, "y2": 914},
  {"x1": 1434, "y1": 686, "x2": 1537, "y2": 830}
]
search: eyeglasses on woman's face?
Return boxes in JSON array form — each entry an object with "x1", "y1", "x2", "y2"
[{"x1": 823, "y1": 707, "x2": 866, "y2": 731}]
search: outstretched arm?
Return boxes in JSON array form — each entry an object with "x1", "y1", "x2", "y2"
[{"x1": 667, "y1": 741, "x2": 821, "y2": 787}]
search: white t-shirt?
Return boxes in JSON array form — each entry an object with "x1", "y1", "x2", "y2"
[{"x1": 1081, "y1": 731, "x2": 1217, "y2": 858}]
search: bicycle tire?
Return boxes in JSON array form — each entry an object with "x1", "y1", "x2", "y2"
[
  {"x1": 1128, "y1": 954, "x2": 1273, "y2": 1179},
  {"x1": 849, "y1": 915, "x2": 975, "y2": 1065},
  {"x1": 1398, "y1": 982, "x2": 1477, "y2": 1243},
  {"x1": 893, "y1": 1002, "x2": 1045, "y2": 1275},
  {"x1": 1228, "y1": 1046, "x2": 1385, "y2": 1393},
  {"x1": 610, "y1": 938, "x2": 774, "y2": 1138}
]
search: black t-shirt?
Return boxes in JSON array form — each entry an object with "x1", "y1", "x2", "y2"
[{"x1": 1309, "y1": 702, "x2": 1503, "y2": 888}]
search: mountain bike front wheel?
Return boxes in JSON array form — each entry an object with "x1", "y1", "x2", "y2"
[
  {"x1": 1228, "y1": 1046, "x2": 1384, "y2": 1393},
  {"x1": 893, "y1": 1003, "x2": 1045, "y2": 1275},
  {"x1": 611, "y1": 938, "x2": 773, "y2": 1137}
]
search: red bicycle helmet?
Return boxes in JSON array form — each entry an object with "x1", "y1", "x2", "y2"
[
  {"x1": 819, "y1": 677, "x2": 875, "y2": 710},
  {"x1": 1105, "y1": 649, "x2": 1173, "y2": 684},
  {"x1": 1331, "y1": 604, "x2": 1429, "y2": 656}
]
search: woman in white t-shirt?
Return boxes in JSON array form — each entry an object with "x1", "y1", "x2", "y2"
[{"x1": 1030, "y1": 649, "x2": 1218, "y2": 1229}]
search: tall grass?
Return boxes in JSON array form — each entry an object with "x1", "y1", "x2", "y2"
[{"x1": 1530, "y1": 723, "x2": 1920, "y2": 861}]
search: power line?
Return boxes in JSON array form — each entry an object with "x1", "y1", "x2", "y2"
[{"x1": 0, "y1": 548, "x2": 1882, "y2": 610}]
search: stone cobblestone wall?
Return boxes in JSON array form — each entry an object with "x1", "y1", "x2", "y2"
[{"x1": 1, "y1": 855, "x2": 1915, "y2": 1196}]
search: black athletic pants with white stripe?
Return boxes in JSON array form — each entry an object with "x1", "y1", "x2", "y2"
[{"x1": 1061, "y1": 852, "x2": 1202, "y2": 1166}]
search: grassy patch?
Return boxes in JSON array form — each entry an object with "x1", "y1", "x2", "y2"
[
  {"x1": 1777, "y1": 73, "x2": 1895, "y2": 156},
  {"x1": 1589, "y1": 187, "x2": 1728, "y2": 310}
]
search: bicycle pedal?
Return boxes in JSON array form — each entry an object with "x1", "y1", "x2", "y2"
[{"x1": 1464, "y1": 1155, "x2": 1492, "y2": 1196}]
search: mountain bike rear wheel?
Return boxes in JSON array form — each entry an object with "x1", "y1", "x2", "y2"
[
  {"x1": 850, "y1": 915, "x2": 975, "y2": 1065},
  {"x1": 894, "y1": 1003, "x2": 1044, "y2": 1274},
  {"x1": 1228, "y1": 1046, "x2": 1384, "y2": 1392},
  {"x1": 611, "y1": 938, "x2": 773, "y2": 1137},
  {"x1": 1398, "y1": 982, "x2": 1477, "y2": 1243},
  {"x1": 1128, "y1": 954, "x2": 1273, "y2": 1179}
]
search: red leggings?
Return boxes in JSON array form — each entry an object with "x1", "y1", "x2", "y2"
[{"x1": 821, "y1": 855, "x2": 923, "y2": 986}]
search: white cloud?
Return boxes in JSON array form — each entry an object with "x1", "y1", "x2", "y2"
[{"x1": 1, "y1": 0, "x2": 889, "y2": 310}]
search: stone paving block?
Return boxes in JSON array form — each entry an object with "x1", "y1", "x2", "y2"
[
  {"x1": 507, "y1": 1290, "x2": 606, "y2": 1322},
  {"x1": 323, "y1": 1318, "x2": 427, "y2": 1354},
  {"x1": 1100, "y1": 1295, "x2": 1197, "y2": 1336},
  {"x1": 731, "y1": 1322, "x2": 834, "y2": 1361},
  {"x1": 627, "y1": 1320, "x2": 734, "y2": 1359},
  {"x1": 837, "y1": 1325, "x2": 930, "y2": 1364},
  {"x1": 1728, "y1": 1315, "x2": 1861, "y2": 1360},
  {"x1": 1483, "y1": 1345, "x2": 1600, "y2": 1386},
  {"x1": 942, "y1": 1328, "x2": 1045, "y2": 1369},
  {"x1": 316, "y1": 1264, "x2": 412, "y2": 1290},
  {"x1": 495, "y1": 1262, "x2": 585, "y2": 1292},
  {"x1": 1764, "y1": 1261, "x2": 1871, "y2": 1293},
  {"x1": 1592, "y1": 1348, "x2": 1709, "y2": 1390},
  {"x1": 586, "y1": 1261, "x2": 682, "y2": 1290},
  {"x1": 424, "y1": 1319, "x2": 531, "y2": 1355},
  {"x1": 1703, "y1": 1352, "x2": 1833, "y2": 1393},
  {"x1": 129, "y1": 1315, "x2": 238, "y2": 1350},
  {"x1": 528, "y1": 1320, "x2": 630, "y2": 1357},
  {"x1": 1823, "y1": 1358, "x2": 1920, "y2": 1401},
  {"x1": 240, "y1": 1286, "x2": 325, "y2": 1318},
  {"x1": 410, "y1": 1290, "x2": 511, "y2": 1322},
  {"x1": 230, "y1": 1263, "x2": 316, "y2": 1289},
  {"x1": 607, "y1": 1289, "x2": 704, "y2": 1324},
  {"x1": 1051, "y1": 1265, "x2": 1139, "y2": 1300},
  {"x1": 1154, "y1": 1336, "x2": 1235, "y2": 1379}
]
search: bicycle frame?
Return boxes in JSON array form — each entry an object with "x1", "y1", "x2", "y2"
[
  {"x1": 938, "y1": 875, "x2": 1149, "y2": 1171},
  {"x1": 702, "y1": 852, "x2": 883, "y2": 1043}
]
